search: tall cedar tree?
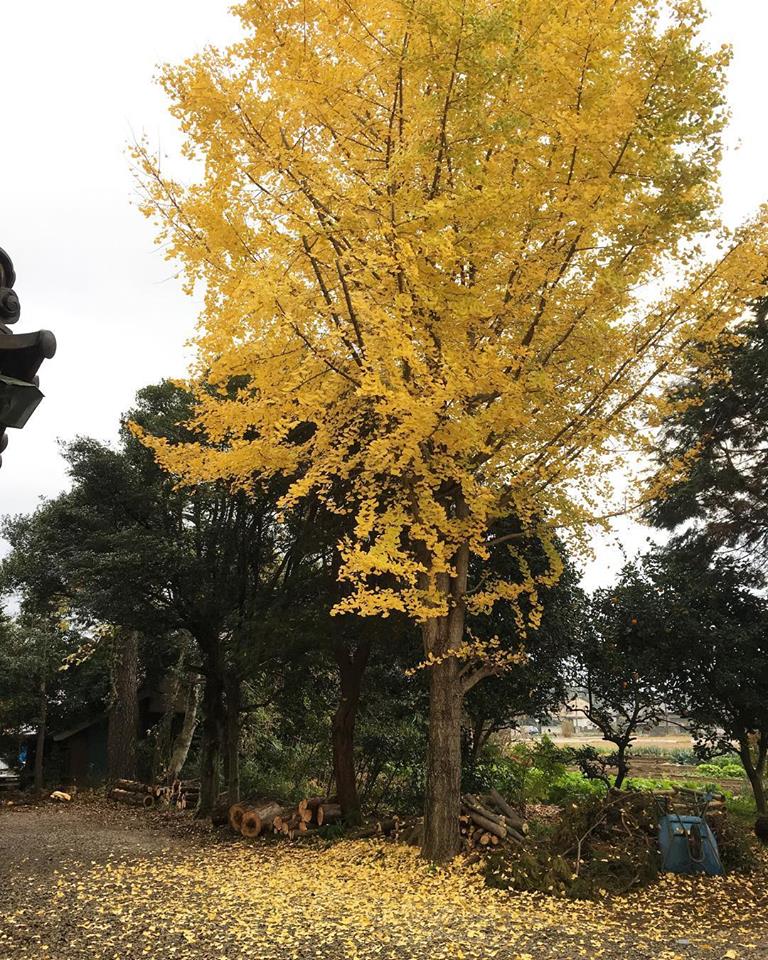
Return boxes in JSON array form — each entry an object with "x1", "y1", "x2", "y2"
[{"x1": 135, "y1": 0, "x2": 768, "y2": 859}]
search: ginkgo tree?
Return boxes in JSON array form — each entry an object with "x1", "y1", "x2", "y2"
[{"x1": 135, "y1": 0, "x2": 768, "y2": 859}]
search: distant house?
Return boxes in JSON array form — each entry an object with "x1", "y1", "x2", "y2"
[
  {"x1": 51, "y1": 714, "x2": 109, "y2": 784},
  {"x1": 51, "y1": 680, "x2": 188, "y2": 785},
  {"x1": 535, "y1": 690, "x2": 598, "y2": 737}
]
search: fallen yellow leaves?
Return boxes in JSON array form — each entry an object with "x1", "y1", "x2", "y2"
[{"x1": 3, "y1": 834, "x2": 766, "y2": 959}]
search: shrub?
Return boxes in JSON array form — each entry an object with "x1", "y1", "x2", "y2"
[
  {"x1": 547, "y1": 771, "x2": 608, "y2": 806},
  {"x1": 629, "y1": 745, "x2": 667, "y2": 758},
  {"x1": 465, "y1": 736, "x2": 572, "y2": 810}
]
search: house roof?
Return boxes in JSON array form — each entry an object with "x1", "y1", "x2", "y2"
[{"x1": 53, "y1": 713, "x2": 107, "y2": 742}]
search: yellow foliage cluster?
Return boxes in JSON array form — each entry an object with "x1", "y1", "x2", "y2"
[{"x1": 133, "y1": 0, "x2": 768, "y2": 634}]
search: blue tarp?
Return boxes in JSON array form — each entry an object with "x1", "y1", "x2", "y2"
[{"x1": 658, "y1": 814, "x2": 723, "y2": 876}]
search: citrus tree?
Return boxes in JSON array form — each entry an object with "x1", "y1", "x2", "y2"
[{"x1": 135, "y1": 0, "x2": 768, "y2": 859}]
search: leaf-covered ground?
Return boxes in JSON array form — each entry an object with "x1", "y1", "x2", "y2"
[{"x1": 1, "y1": 802, "x2": 767, "y2": 959}]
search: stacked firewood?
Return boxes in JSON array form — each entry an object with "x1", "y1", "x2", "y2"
[
  {"x1": 109, "y1": 779, "x2": 156, "y2": 809},
  {"x1": 225, "y1": 788, "x2": 526, "y2": 852},
  {"x1": 401, "y1": 789, "x2": 528, "y2": 851},
  {"x1": 228, "y1": 796, "x2": 343, "y2": 840},
  {"x1": 460, "y1": 790, "x2": 527, "y2": 850},
  {"x1": 108, "y1": 778, "x2": 201, "y2": 811},
  {"x1": 167, "y1": 779, "x2": 200, "y2": 810}
]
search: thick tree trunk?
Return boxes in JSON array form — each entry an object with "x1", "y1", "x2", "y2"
[
  {"x1": 34, "y1": 678, "x2": 47, "y2": 795},
  {"x1": 198, "y1": 645, "x2": 225, "y2": 818},
  {"x1": 423, "y1": 650, "x2": 464, "y2": 861},
  {"x1": 153, "y1": 656, "x2": 183, "y2": 783},
  {"x1": 422, "y1": 536, "x2": 469, "y2": 862},
  {"x1": 224, "y1": 670, "x2": 241, "y2": 805},
  {"x1": 166, "y1": 674, "x2": 202, "y2": 783},
  {"x1": 332, "y1": 639, "x2": 371, "y2": 826},
  {"x1": 107, "y1": 629, "x2": 139, "y2": 783}
]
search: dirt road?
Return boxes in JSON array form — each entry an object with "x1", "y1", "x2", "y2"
[{"x1": 1, "y1": 801, "x2": 767, "y2": 959}]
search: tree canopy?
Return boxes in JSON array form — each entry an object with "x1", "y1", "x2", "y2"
[{"x1": 132, "y1": 0, "x2": 768, "y2": 859}]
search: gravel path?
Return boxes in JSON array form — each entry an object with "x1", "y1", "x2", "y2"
[{"x1": 1, "y1": 801, "x2": 767, "y2": 959}]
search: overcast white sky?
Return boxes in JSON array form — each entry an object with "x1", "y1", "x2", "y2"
[{"x1": 1, "y1": 1, "x2": 766, "y2": 587}]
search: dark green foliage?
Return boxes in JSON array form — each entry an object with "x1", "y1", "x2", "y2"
[
  {"x1": 650, "y1": 297, "x2": 768, "y2": 564},
  {"x1": 570, "y1": 745, "x2": 619, "y2": 786},
  {"x1": 569, "y1": 584, "x2": 670, "y2": 787},
  {"x1": 462, "y1": 534, "x2": 585, "y2": 768},
  {"x1": 600, "y1": 542, "x2": 768, "y2": 812}
]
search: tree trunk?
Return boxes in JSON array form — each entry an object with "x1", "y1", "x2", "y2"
[
  {"x1": 421, "y1": 535, "x2": 470, "y2": 863},
  {"x1": 422, "y1": 649, "x2": 463, "y2": 861},
  {"x1": 740, "y1": 737, "x2": 767, "y2": 815},
  {"x1": 34, "y1": 677, "x2": 47, "y2": 795},
  {"x1": 166, "y1": 674, "x2": 202, "y2": 783},
  {"x1": 153, "y1": 668, "x2": 182, "y2": 782},
  {"x1": 332, "y1": 639, "x2": 371, "y2": 826},
  {"x1": 224, "y1": 670, "x2": 241, "y2": 805},
  {"x1": 107, "y1": 629, "x2": 139, "y2": 783},
  {"x1": 614, "y1": 743, "x2": 629, "y2": 789},
  {"x1": 198, "y1": 647, "x2": 225, "y2": 818}
]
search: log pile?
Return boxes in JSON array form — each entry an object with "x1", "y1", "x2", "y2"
[
  {"x1": 228, "y1": 796, "x2": 343, "y2": 840},
  {"x1": 108, "y1": 778, "x2": 201, "y2": 811},
  {"x1": 224, "y1": 788, "x2": 527, "y2": 854},
  {"x1": 167, "y1": 779, "x2": 200, "y2": 810},
  {"x1": 460, "y1": 790, "x2": 528, "y2": 851},
  {"x1": 109, "y1": 779, "x2": 156, "y2": 809}
]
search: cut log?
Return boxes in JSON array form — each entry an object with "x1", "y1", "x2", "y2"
[
  {"x1": 240, "y1": 801, "x2": 288, "y2": 839},
  {"x1": 114, "y1": 779, "x2": 152, "y2": 795},
  {"x1": 300, "y1": 808, "x2": 313, "y2": 824},
  {"x1": 348, "y1": 818, "x2": 399, "y2": 839},
  {"x1": 110, "y1": 788, "x2": 154, "y2": 809},
  {"x1": 241, "y1": 808, "x2": 263, "y2": 838},
  {"x1": 506, "y1": 826, "x2": 525, "y2": 845},
  {"x1": 229, "y1": 802, "x2": 247, "y2": 833},
  {"x1": 487, "y1": 788, "x2": 525, "y2": 829},
  {"x1": 479, "y1": 832, "x2": 491, "y2": 846},
  {"x1": 487, "y1": 788, "x2": 519, "y2": 819},
  {"x1": 464, "y1": 808, "x2": 506, "y2": 839},
  {"x1": 317, "y1": 803, "x2": 342, "y2": 826},
  {"x1": 462, "y1": 795, "x2": 508, "y2": 828}
]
